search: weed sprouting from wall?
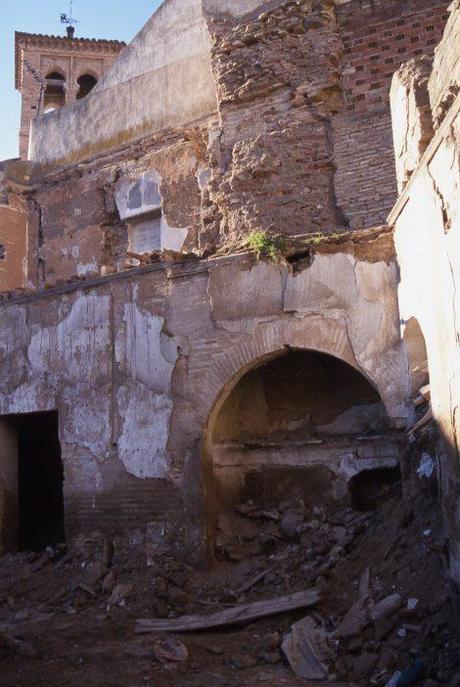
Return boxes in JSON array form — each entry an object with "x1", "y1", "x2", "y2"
[{"x1": 247, "y1": 230, "x2": 286, "y2": 261}]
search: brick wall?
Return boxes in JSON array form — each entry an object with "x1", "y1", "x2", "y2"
[
  {"x1": 337, "y1": 0, "x2": 449, "y2": 113},
  {"x1": 333, "y1": 0, "x2": 449, "y2": 227},
  {"x1": 333, "y1": 109, "x2": 397, "y2": 228}
]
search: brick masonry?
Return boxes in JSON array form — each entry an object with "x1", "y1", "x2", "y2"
[{"x1": 333, "y1": 0, "x2": 449, "y2": 227}]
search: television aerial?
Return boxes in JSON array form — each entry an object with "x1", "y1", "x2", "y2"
[{"x1": 60, "y1": 0, "x2": 79, "y2": 36}]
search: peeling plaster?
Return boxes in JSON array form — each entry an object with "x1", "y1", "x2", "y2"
[
  {"x1": 117, "y1": 385, "x2": 173, "y2": 479},
  {"x1": 115, "y1": 299, "x2": 178, "y2": 479},
  {"x1": 121, "y1": 302, "x2": 177, "y2": 393},
  {"x1": 77, "y1": 261, "x2": 98, "y2": 277}
]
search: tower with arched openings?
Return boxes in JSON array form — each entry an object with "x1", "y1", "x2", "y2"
[{"x1": 15, "y1": 31, "x2": 124, "y2": 159}]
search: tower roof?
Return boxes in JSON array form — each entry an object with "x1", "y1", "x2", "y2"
[{"x1": 14, "y1": 31, "x2": 125, "y2": 91}]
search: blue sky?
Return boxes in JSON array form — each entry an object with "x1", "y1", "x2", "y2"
[{"x1": 0, "y1": 0, "x2": 162, "y2": 160}]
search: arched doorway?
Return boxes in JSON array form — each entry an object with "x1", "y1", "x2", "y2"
[{"x1": 203, "y1": 348, "x2": 404, "y2": 551}]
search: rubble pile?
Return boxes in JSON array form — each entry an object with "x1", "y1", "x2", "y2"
[{"x1": 0, "y1": 461, "x2": 458, "y2": 686}]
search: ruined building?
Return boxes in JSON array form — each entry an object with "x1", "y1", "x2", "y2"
[{"x1": 0, "y1": 0, "x2": 459, "y2": 595}]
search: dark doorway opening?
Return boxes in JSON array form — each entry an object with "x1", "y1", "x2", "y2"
[
  {"x1": 17, "y1": 411, "x2": 65, "y2": 551},
  {"x1": 349, "y1": 467, "x2": 401, "y2": 512}
]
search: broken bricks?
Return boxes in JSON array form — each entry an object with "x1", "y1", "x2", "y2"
[{"x1": 153, "y1": 637, "x2": 188, "y2": 665}]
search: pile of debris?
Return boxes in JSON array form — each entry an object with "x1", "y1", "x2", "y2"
[{"x1": 0, "y1": 455, "x2": 458, "y2": 686}]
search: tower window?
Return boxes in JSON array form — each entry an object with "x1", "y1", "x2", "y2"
[
  {"x1": 44, "y1": 71, "x2": 66, "y2": 112},
  {"x1": 77, "y1": 74, "x2": 98, "y2": 99}
]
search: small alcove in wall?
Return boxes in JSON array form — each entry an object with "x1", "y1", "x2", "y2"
[{"x1": 203, "y1": 348, "x2": 404, "y2": 550}]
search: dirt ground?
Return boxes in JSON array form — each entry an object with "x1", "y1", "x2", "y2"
[{"x1": 1, "y1": 463, "x2": 459, "y2": 687}]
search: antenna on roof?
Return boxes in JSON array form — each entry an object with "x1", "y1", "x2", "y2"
[{"x1": 60, "y1": 0, "x2": 79, "y2": 38}]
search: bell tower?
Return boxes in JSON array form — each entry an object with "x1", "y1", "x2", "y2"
[{"x1": 15, "y1": 29, "x2": 124, "y2": 159}]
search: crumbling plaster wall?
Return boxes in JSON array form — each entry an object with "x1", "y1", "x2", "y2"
[
  {"x1": 0, "y1": 239, "x2": 410, "y2": 551},
  {"x1": 23, "y1": 0, "x2": 350, "y2": 292},
  {"x1": 30, "y1": 130, "x2": 207, "y2": 286},
  {"x1": 0, "y1": 205, "x2": 27, "y2": 291},
  {"x1": 392, "y1": 138, "x2": 460, "y2": 580},
  {"x1": 390, "y1": 4, "x2": 460, "y2": 581}
]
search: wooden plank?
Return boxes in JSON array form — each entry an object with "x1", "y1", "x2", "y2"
[{"x1": 136, "y1": 588, "x2": 321, "y2": 634}]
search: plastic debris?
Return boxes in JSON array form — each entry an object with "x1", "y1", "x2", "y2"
[
  {"x1": 396, "y1": 659, "x2": 424, "y2": 686},
  {"x1": 417, "y1": 453, "x2": 435, "y2": 479},
  {"x1": 407, "y1": 597, "x2": 419, "y2": 611},
  {"x1": 282, "y1": 616, "x2": 333, "y2": 680}
]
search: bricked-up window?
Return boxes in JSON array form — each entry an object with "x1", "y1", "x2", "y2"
[{"x1": 0, "y1": 245, "x2": 5, "y2": 260}]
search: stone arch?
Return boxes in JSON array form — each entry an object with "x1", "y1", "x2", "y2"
[
  {"x1": 198, "y1": 317, "x2": 398, "y2": 434},
  {"x1": 199, "y1": 318, "x2": 405, "y2": 553}
]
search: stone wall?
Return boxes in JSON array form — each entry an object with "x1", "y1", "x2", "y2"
[
  {"x1": 25, "y1": 0, "x2": 451, "y2": 238},
  {"x1": 390, "y1": 2, "x2": 460, "y2": 582},
  {"x1": 0, "y1": 237, "x2": 410, "y2": 553},
  {"x1": 0, "y1": 205, "x2": 27, "y2": 291}
]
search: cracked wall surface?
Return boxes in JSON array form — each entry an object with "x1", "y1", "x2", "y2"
[
  {"x1": 390, "y1": 3, "x2": 460, "y2": 581},
  {"x1": 15, "y1": 0, "x2": 449, "y2": 263},
  {"x1": 0, "y1": 236, "x2": 410, "y2": 551}
]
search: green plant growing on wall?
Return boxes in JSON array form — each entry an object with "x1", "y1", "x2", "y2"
[{"x1": 247, "y1": 230, "x2": 286, "y2": 261}]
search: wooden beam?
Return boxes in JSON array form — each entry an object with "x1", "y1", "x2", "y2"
[{"x1": 136, "y1": 588, "x2": 321, "y2": 634}]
